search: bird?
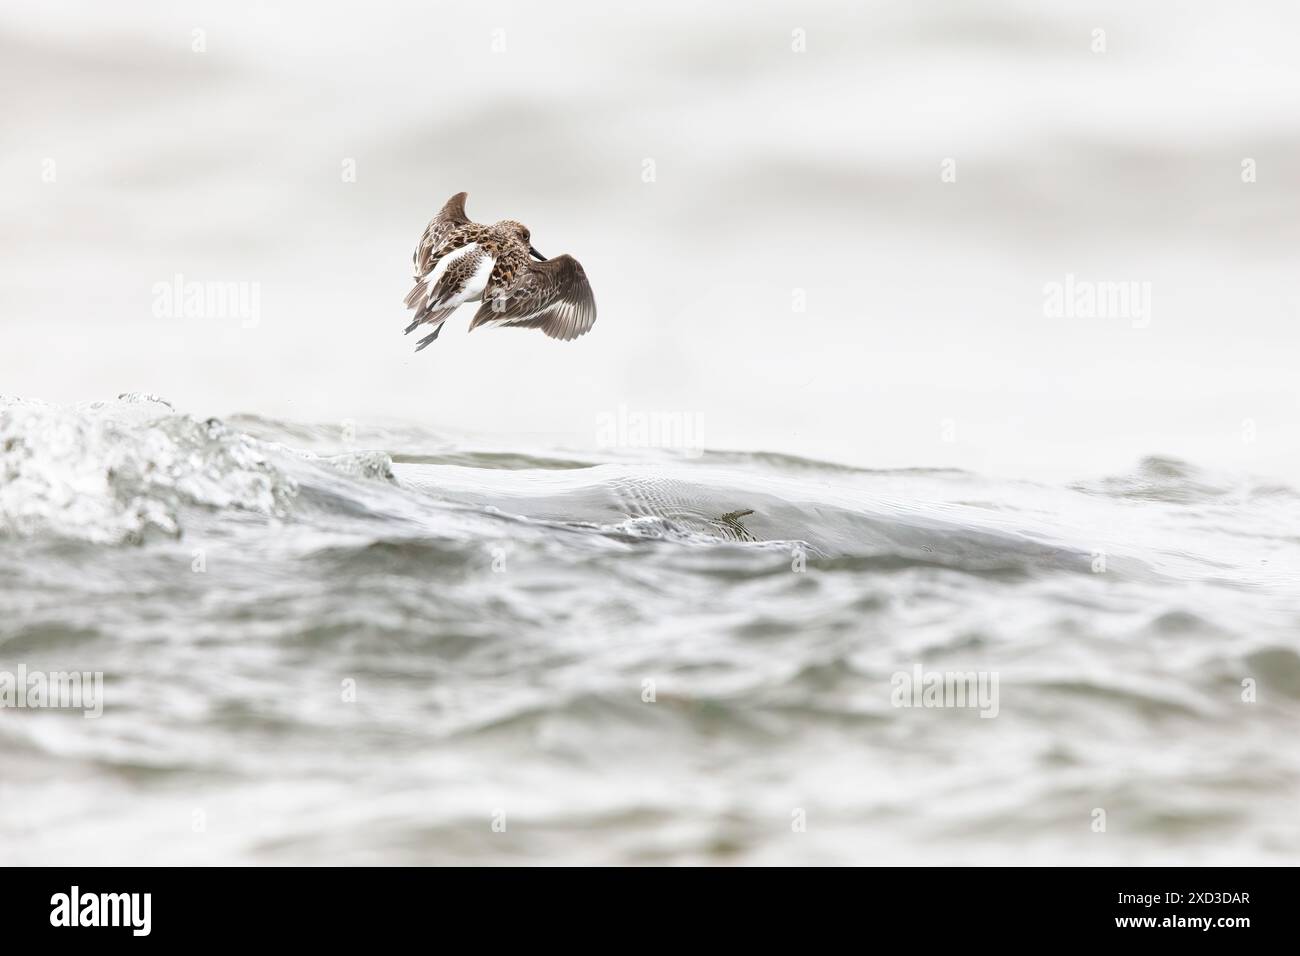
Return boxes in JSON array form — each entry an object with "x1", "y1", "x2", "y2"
[{"x1": 402, "y1": 192, "x2": 596, "y2": 350}]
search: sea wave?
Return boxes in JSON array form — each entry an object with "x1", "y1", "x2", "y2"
[
  {"x1": 0, "y1": 393, "x2": 392, "y2": 544},
  {"x1": 3, "y1": 395, "x2": 1296, "y2": 588},
  {"x1": 3, "y1": 395, "x2": 1299, "y2": 864}
]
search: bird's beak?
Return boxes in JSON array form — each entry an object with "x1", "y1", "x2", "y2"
[{"x1": 529, "y1": 246, "x2": 547, "y2": 261}]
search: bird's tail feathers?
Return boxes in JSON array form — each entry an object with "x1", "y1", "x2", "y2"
[
  {"x1": 404, "y1": 277, "x2": 429, "y2": 310},
  {"x1": 407, "y1": 303, "x2": 456, "y2": 330},
  {"x1": 407, "y1": 305, "x2": 457, "y2": 348}
]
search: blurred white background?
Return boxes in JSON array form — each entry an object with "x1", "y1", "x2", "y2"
[{"x1": 3, "y1": 0, "x2": 1297, "y2": 480}]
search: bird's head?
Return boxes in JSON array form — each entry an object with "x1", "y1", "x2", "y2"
[{"x1": 497, "y1": 220, "x2": 547, "y2": 260}]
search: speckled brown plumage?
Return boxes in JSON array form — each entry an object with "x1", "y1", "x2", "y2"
[{"x1": 403, "y1": 192, "x2": 596, "y2": 350}]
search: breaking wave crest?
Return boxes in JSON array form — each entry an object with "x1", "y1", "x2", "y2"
[{"x1": 0, "y1": 393, "x2": 393, "y2": 544}]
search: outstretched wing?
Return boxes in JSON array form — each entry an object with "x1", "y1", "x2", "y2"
[
  {"x1": 412, "y1": 191, "x2": 471, "y2": 276},
  {"x1": 469, "y1": 255, "x2": 597, "y2": 342}
]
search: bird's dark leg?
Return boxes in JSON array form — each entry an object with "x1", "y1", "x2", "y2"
[{"x1": 414, "y1": 324, "x2": 443, "y2": 351}]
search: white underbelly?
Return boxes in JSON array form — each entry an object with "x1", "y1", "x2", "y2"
[{"x1": 426, "y1": 243, "x2": 495, "y2": 305}]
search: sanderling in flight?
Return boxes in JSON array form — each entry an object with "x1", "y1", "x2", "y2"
[{"x1": 403, "y1": 192, "x2": 596, "y2": 350}]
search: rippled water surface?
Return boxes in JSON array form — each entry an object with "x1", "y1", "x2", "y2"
[{"x1": 1, "y1": 394, "x2": 1298, "y2": 865}]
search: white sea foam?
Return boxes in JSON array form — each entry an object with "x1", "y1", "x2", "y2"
[{"x1": 0, "y1": 395, "x2": 393, "y2": 543}]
